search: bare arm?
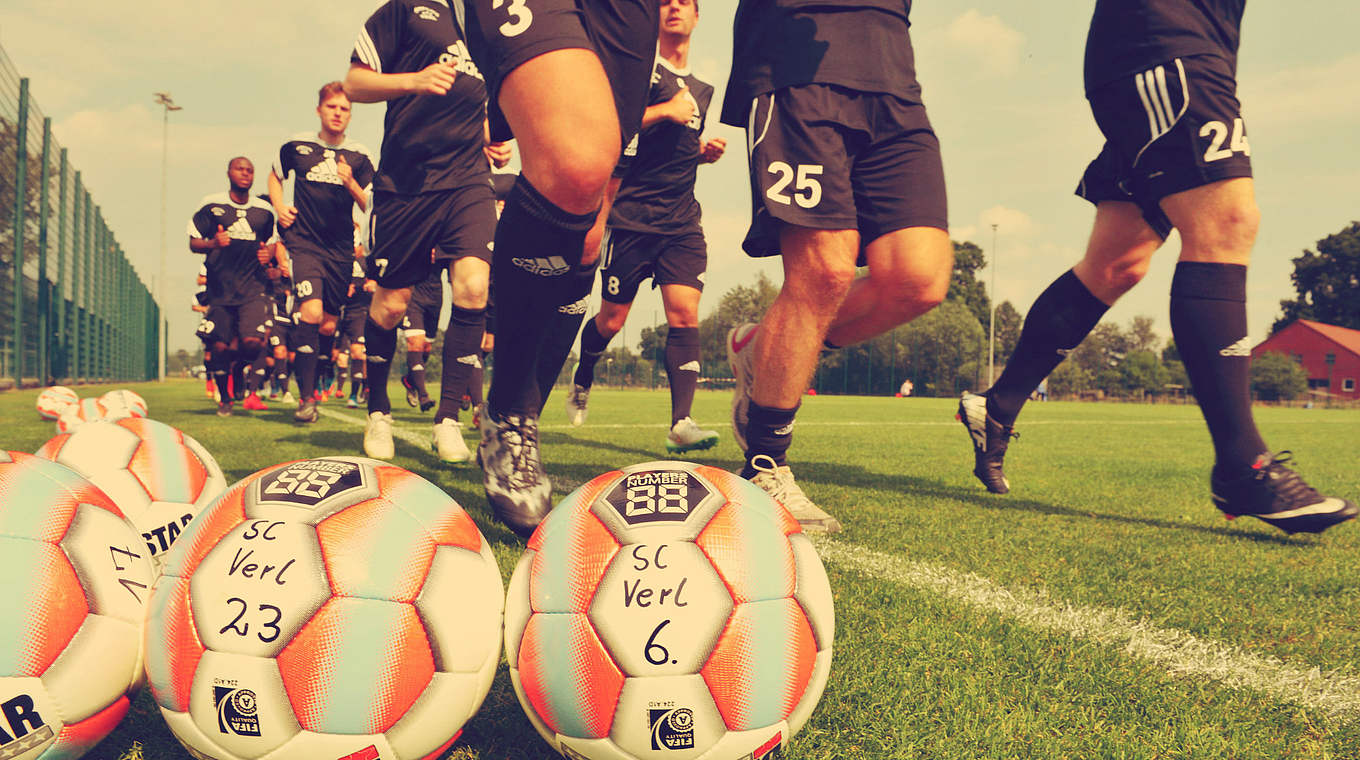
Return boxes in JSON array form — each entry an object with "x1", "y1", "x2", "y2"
[
  {"x1": 189, "y1": 225, "x2": 230, "y2": 254},
  {"x1": 268, "y1": 171, "x2": 297, "y2": 228},
  {"x1": 641, "y1": 87, "x2": 695, "y2": 129},
  {"x1": 344, "y1": 62, "x2": 457, "y2": 102}
]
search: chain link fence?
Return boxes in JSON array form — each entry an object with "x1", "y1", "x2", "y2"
[{"x1": 0, "y1": 44, "x2": 160, "y2": 389}]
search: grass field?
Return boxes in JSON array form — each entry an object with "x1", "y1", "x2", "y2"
[{"x1": 5, "y1": 380, "x2": 1360, "y2": 759}]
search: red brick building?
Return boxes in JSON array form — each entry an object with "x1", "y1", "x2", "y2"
[{"x1": 1252, "y1": 320, "x2": 1360, "y2": 400}]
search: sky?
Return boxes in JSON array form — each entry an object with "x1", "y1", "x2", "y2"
[{"x1": 2, "y1": 1, "x2": 1356, "y2": 353}]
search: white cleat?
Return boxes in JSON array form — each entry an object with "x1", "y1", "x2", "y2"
[
  {"x1": 363, "y1": 411, "x2": 395, "y2": 460},
  {"x1": 726, "y1": 322, "x2": 759, "y2": 453},
  {"x1": 565, "y1": 378, "x2": 590, "y2": 427},
  {"x1": 281, "y1": 391, "x2": 296, "y2": 405},
  {"x1": 748, "y1": 454, "x2": 842, "y2": 533},
  {"x1": 666, "y1": 417, "x2": 720, "y2": 454},
  {"x1": 432, "y1": 418, "x2": 472, "y2": 463}
]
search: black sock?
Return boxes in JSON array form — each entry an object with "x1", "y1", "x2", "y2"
[
  {"x1": 273, "y1": 359, "x2": 290, "y2": 394},
  {"x1": 537, "y1": 262, "x2": 596, "y2": 410},
  {"x1": 742, "y1": 401, "x2": 798, "y2": 477},
  {"x1": 364, "y1": 317, "x2": 398, "y2": 415},
  {"x1": 407, "y1": 349, "x2": 428, "y2": 399},
  {"x1": 230, "y1": 359, "x2": 246, "y2": 400},
  {"x1": 665, "y1": 326, "x2": 701, "y2": 425},
  {"x1": 575, "y1": 317, "x2": 611, "y2": 389},
  {"x1": 987, "y1": 269, "x2": 1109, "y2": 426},
  {"x1": 208, "y1": 349, "x2": 232, "y2": 404},
  {"x1": 468, "y1": 354, "x2": 485, "y2": 406},
  {"x1": 318, "y1": 333, "x2": 336, "y2": 391},
  {"x1": 293, "y1": 322, "x2": 321, "y2": 399},
  {"x1": 486, "y1": 176, "x2": 596, "y2": 417},
  {"x1": 1169, "y1": 262, "x2": 1266, "y2": 475},
  {"x1": 246, "y1": 348, "x2": 269, "y2": 393},
  {"x1": 350, "y1": 361, "x2": 365, "y2": 397},
  {"x1": 437, "y1": 306, "x2": 487, "y2": 423}
]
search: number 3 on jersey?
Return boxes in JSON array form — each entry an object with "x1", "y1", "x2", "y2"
[
  {"x1": 766, "y1": 161, "x2": 823, "y2": 209},
  {"x1": 492, "y1": 0, "x2": 533, "y2": 37}
]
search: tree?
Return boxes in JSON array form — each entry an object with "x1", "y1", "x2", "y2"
[
  {"x1": 1119, "y1": 349, "x2": 1168, "y2": 395},
  {"x1": 1048, "y1": 359, "x2": 1092, "y2": 397},
  {"x1": 1274, "y1": 221, "x2": 1360, "y2": 331},
  {"x1": 697, "y1": 271, "x2": 779, "y2": 375},
  {"x1": 993, "y1": 300, "x2": 1022, "y2": 358},
  {"x1": 898, "y1": 300, "x2": 985, "y2": 396},
  {"x1": 947, "y1": 240, "x2": 992, "y2": 328},
  {"x1": 1251, "y1": 351, "x2": 1308, "y2": 401},
  {"x1": 1128, "y1": 315, "x2": 1160, "y2": 353}
]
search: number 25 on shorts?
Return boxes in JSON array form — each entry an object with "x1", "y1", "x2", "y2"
[{"x1": 766, "y1": 161, "x2": 824, "y2": 209}]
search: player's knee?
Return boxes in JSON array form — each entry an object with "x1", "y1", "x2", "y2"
[
  {"x1": 599, "y1": 310, "x2": 628, "y2": 335},
  {"x1": 535, "y1": 150, "x2": 616, "y2": 211},
  {"x1": 1104, "y1": 257, "x2": 1152, "y2": 296},
  {"x1": 319, "y1": 322, "x2": 338, "y2": 337},
  {"x1": 241, "y1": 337, "x2": 265, "y2": 354},
  {"x1": 452, "y1": 274, "x2": 490, "y2": 308}
]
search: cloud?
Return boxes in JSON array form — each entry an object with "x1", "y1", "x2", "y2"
[
  {"x1": 1239, "y1": 52, "x2": 1360, "y2": 131},
  {"x1": 922, "y1": 10, "x2": 1026, "y2": 78}
]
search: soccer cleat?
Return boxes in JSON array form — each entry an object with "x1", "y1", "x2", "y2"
[
  {"x1": 471, "y1": 403, "x2": 483, "y2": 431},
  {"x1": 1211, "y1": 452, "x2": 1357, "y2": 534},
  {"x1": 957, "y1": 391, "x2": 1016, "y2": 494},
  {"x1": 294, "y1": 398, "x2": 318, "y2": 424},
  {"x1": 242, "y1": 394, "x2": 268, "y2": 411},
  {"x1": 346, "y1": 396, "x2": 359, "y2": 408},
  {"x1": 479, "y1": 409, "x2": 552, "y2": 538},
  {"x1": 747, "y1": 454, "x2": 842, "y2": 533},
  {"x1": 216, "y1": 401, "x2": 233, "y2": 417},
  {"x1": 565, "y1": 368, "x2": 589, "y2": 427},
  {"x1": 726, "y1": 322, "x2": 759, "y2": 453},
  {"x1": 402, "y1": 374, "x2": 419, "y2": 408},
  {"x1": 666, "y1": 417, "x2": 720, "y2": 454},
  {"x1": 281, "y1": 391, "x2": 296, "y2": 405},
  {"x1": 419, "y1": 396, "x2": 435, "y2": 413},
  {"x1": 432, "y1": 418, "x2": 472, "y2": 463},
  {"x1": 363, "y1": 411, "x2": 396, "y2": 460}
]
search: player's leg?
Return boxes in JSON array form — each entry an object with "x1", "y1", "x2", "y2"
[
  {"x1": 347, "y1": 335, "x2": 367, "y2": 407},
  {"x1": 402, "y1": 326, "x2": 432, "y2": 409},
  {"x1": 433, "y1": 255, "x2": 491, "y2": 463},
  {"x1": 239, "y1": 299, "x2": 273, "y2": 410},
  {"x1": 569, "y1": 232, "x2": 645, "y2": 425},
  {"x1": 204, "y1": 307, "x2": 236, "y2": 413},
  {"x1": 271, "y1": 339, "x2": 290, "y2": 400},
  {"x1": 822, "y1": 227, "x2": 952, "y2": 348},
  {"x1": 291, "y1": 252, "x2": 326, "y2": 421},
  {"x1": 659, "y1": 283, "x2": 717, "y2": 453}
]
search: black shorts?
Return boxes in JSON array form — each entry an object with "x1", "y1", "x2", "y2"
[
  {"x1": 600, "y1": 227, "x2": 706, "y2": 304},
  {"x1": 370, "y1": 185, "x2": 496, "y2": 290},
  {"x1": 1076, "y1": 55, "x2": 1252, "y2": 239},
  {"x1": 462, "y1": 0, "x2": 656, "y2": 149},
  {"x1": 268, "y1": 321, "x2": 297, "y2": 353},
  {"x1": 339, "y1": 302, "x2": 369, "y2": 349},
  {"x1": 402, "y1": 300, "x2": 442, "y2": 340},
  {"x1": 202, "y1": 298, "x2": 272, "y2": 346},
  {"x1": 290, "y1": 244, "x2": 352, "y2": 315},
  {"x1": 742, "y1": 84, "x2": 948, "y2": 259}
]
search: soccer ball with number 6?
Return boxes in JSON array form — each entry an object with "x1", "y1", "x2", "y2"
[
  {"x1": 143, "y1": 457, "x2": 503, "y2": 760},
  {"x1": 504, "y1": 461, "x2": 835, "y2": 760}
]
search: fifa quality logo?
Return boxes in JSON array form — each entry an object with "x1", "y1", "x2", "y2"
[
  {"x1": 649, "y1": 705, "x2": 695, "y2": 750},
  {"x1": 213, "y1": 685, "x2": 261, "y2": 736}
]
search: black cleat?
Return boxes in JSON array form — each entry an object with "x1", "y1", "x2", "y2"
[
  {"x1": 478, "y1": 409, "x2": 552, "y2": 539},
  {"x1": 957, "y1": 391, "x2": 1017, "y2": 494},
  {"x1": 216, "y1": 401, "x2": 233, "y2": 417},
  {"x1": 294, "y1": 398, "x2": 319, "y2": 424},
  {"x1": 1211, "y1": 452, "x2": 1357, "y2": 535}
]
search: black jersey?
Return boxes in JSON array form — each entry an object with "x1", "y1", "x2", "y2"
[
  {"x1": 411, "y1": 264, "x2": 444, "y2": 308},
  {"x1": 1086, "y1": 0, "x2": 1244, "y2": 91},
  {"x1": 187, "y1": 193, "x2": 278, "y2": 305},
  {"x1": 721, "y1": 0, "x2": 919, "y2": 128},
  {"x1": 271, "y1": 273, "x2": 294, "y2": 324},
  {"x1": 272, "y1": 133, "x2": 376, "y2": 254},
  {"x1": 609, "y1": 59, "x2": 713, "y2": 234},
  {"x1": 352, "y1": 0, "x2": 491, "y2": 195},
  {"x1": 346, "y1": 259, "x2": 375, "y2": 308}
]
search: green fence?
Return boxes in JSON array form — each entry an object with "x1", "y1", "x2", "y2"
[{"x1": 0, "y1": 46, "x2": 160, "y2": 388}]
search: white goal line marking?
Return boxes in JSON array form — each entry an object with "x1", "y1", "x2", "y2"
[{"x1": 812, "y1": 537, "x2": 1360, "y2": 721}]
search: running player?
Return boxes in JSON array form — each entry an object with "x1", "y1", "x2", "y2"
[
  {"x1": 345, "y1": 0, "x2": 501, "y2": 464},
  {"x1": 265, "y1": 257, "x2": 296, "y2": 403},
  {"x1": 567, "y1": 0, "x2": 726, "y2": 455},
  {"x1": 269, "y1": 82, "x2": 375, "y2": 423},
  {"x1": 188, "y1": 157, "x2": 279, "y2": 416},
  {"x1": 454, "y1": 0, "x2": 657, "y2": 536},
  {"x1": 958, "y1": 0, "x2": 1356, "y2": 534},
  {"x1": 723, "y1": 0, "x2": 954, "y2": 533},
  {"x1": 339, "y1": 256, "x2": 375, "y2": 408},
  {"x1": 400, "y1": 263, "x2": 444, "y2": 414}
]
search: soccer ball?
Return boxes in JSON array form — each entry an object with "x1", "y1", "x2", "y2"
[
  {"x1": 54, "y1": 398, "x2": 133, "y2": 434},
  {"x1": 505, "y1": 461, "x2": 835, "y2": 760},
  {"x1": 100, "y1": 389, "x2": 149, "y2": 418},
  {"x1": 35, "y1": 386, "x2": 79, "y2": 420},
  {"x1": 143, "y1": 457, "x2": 503, "y2": 760},
  {"x1": 36, "y1": 418, "x2": 227, "y2": 569},
  {"x1": 0, "y1": 452, "x2": 155, "y2": 760}
]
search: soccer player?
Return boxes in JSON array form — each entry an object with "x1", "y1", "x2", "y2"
[
  {"x1": 957, "y1": 1, "x2": 1357, "y2": 534},
  {"x1": 265, "y1": 261, "x2": 296, "y2": 403},
  {"x1": 400, "y1": 263, "x2": 445, "y2": 414},
  {"x1": 188, "y1": 157, "x2": 279, "y2": 416},
  {"x1": 451, "y1": 0, "x2": 657, "y2": 536},
  {"x1": 722, "y1": 0, "x2": 954, "y2": 532},
  {"x1": 345, "y1": 0, "x2": 502, "y2": 464},
  {"x1": 339, "y1": 256, "x2": 375, "y2": 408},
  {"x1": 567, "y1": 0, "x2": 726, "y2": 455},
  {"x1": 269, "y1": 82, "x2": 375, "y2": 423}
]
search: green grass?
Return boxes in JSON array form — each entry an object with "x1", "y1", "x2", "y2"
[{"x1": 4, "y1": 381, "x2": 1359, "y2": 758}]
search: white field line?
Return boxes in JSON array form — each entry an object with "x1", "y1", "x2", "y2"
[
  {"x1": 317, "y1": 406, "x2": 431, "y2": 450},
  {"x1": 812, "y1": 537, "x2": 1360, "y2": 722}
]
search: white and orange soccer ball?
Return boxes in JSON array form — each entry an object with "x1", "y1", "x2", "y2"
[
  {"x1": 143, "y1": 457, "x2": 503, "y2": 760},
  {"x1": 0, "y1": 452, "x2": 155, "y2": 760},
  {"x1": 505, "y1": 461, "x2": 835, "y2": 760},
  {"x1": 100, "y1": 389, "x2": 149, "y2": 418},
  {"x1": 54, "y1": 398, "x2": 133, "y2": 434},
  {"x1": 35, "y1": 386, "x2": 79, "y2": 420},
  {"x1": 37, "y1": 418, "x2": 226, "y2": 569}
]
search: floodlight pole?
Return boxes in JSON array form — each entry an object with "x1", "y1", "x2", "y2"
[
  {"x1": 989, "y1": 223, "x2": 998, "y2": 385},
  {"x1": 153, "y1": 92, "x2": 182, "y2": 381}
]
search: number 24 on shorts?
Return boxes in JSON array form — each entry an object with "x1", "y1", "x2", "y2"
[{"x1": 766, "y1": 161, "x2": 824, "y2": 209}]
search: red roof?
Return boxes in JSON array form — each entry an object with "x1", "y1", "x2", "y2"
[{"x1": 1296, "y1": 320, "x2": 1360, "y2": 360}]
